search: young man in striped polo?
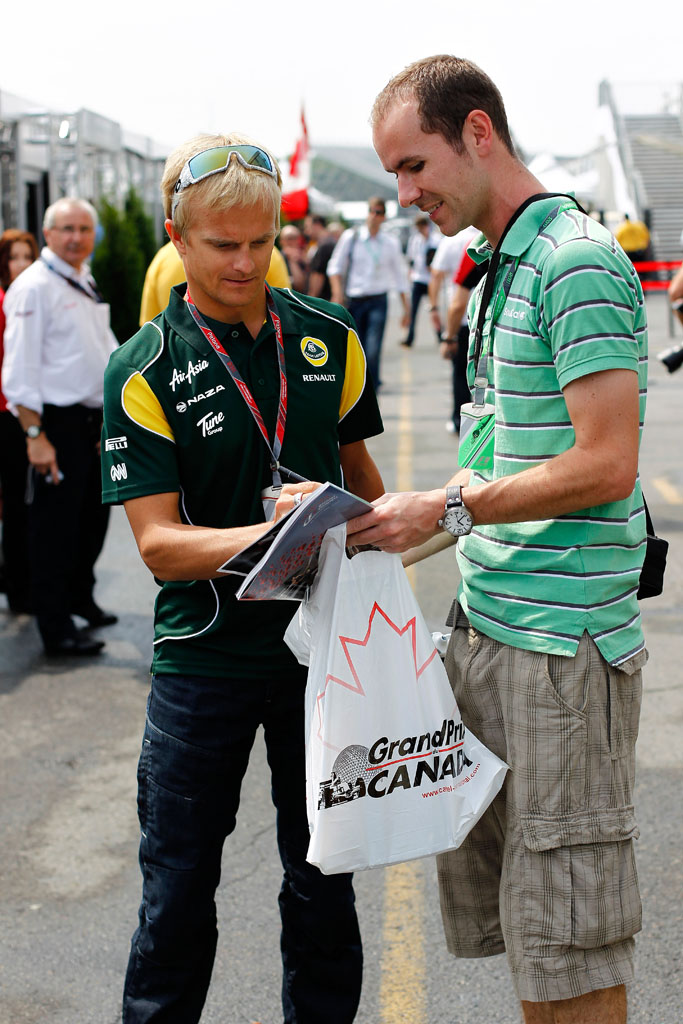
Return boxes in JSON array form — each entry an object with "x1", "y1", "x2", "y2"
[{"x1": 348, "y1": 55, "x2": 647, "y2": 1024}]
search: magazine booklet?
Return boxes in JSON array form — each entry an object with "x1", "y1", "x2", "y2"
[{"x1": 218, "y1": 481, "x2": 372, "y2": 601}]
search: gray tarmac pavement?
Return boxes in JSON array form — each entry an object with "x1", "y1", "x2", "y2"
[{"x1": 0, "y1": 293, "x2": 682, "y2": 1024}]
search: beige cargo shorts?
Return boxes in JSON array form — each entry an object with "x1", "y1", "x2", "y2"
[{"x1": 437, "y1": 603, "x2": 646, "y2": 1003}]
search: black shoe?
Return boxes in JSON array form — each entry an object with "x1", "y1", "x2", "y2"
[
  {"x1": 399, "y1": 339, "x2": 413, "y2": 347},
  {"x1": 44, "y1": 633, "x2": 105, "y2": 657},
  {"x1": 72, "y1": 602, "x2": 118, "y2": 627},
  {"x1": 658, "y1": 344, "x2": 683, "y2": 373}
]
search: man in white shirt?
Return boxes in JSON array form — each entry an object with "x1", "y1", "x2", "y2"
[
  {"x1": 2, "y1": 198, "x2": 118, "y2": 656},
  {"x1": 401, "y1": 215, "x2": 440, "y2": 347},
  {"x1": 427, "y1": 227, "x2": 476, "y2": 338},
  {"x1": 328, "y1": 196, "x2": 409, "y2": 388}
]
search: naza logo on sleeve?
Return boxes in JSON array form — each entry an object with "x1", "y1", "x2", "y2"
[
  {"x1": 176, "y1": 384, "x2": 225, "y2": 413},
  {"x1": 104, "y1": 436, "x2": 128, "y2": 451},
  {"x1": 187, "y1": 384, "x2": 225, "y2": 407},
  {"x1": 110, "y1": 463, "x2": 128, "y2": 482},
  {"x1": 301, "y1": 337, "x2": 329, "y2": 366}
]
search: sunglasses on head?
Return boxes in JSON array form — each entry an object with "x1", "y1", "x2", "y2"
[{"x1": 171, "y1": 145, "x2": 277, "y2": 217}]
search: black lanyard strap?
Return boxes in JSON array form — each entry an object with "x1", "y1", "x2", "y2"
[
  {"x1": 471, "y1": 192, "x2": 586, "y2": 405},
  {"x1": 41, "y1": 256, "x2": 104, "y2": 303}
]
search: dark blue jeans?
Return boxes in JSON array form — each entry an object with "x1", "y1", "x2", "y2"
[
  {"x1": 348, "y1": 293, "x2": 387, "y2": 389},
  {"x1": 123, "y1": 671, "x2": 362, "y2": 1023},
  {"x1": 403, "y1": 280, "x2": 429, "y2": 345}
]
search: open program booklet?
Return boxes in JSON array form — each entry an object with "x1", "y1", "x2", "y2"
[{"x1": 218, "y1": 482, "x2": 372, "y2": 601}]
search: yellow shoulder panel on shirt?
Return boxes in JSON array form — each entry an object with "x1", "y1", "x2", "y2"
[
  {"x1": 122, "y1": 372, "x2": 175, "y2": 441},
  {"x1": 339, "y1": 328, "x2": 367, "y2": 421}
]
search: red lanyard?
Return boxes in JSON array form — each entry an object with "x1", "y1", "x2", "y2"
[{"x1": 184, "y1": 284, "x2": 288, "y2": 490}]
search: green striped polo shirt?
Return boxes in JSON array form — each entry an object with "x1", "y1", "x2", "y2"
[{"x1": 457, "y1": 197, "x2": 648, "y2": 666}]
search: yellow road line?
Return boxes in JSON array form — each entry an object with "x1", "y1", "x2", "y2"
[
  {"x1": 379, "y1": 862, "x2": 427, "y2": 1024},
  {"x1": 396, "y1": 357, "x2": 413, "y2": 492},
  {"x1": 379, "y1": 351, "x2": 426, "y2": 1023},
  {"x1": 652, "y1": 476, "x2": 683, "y2": 505}
]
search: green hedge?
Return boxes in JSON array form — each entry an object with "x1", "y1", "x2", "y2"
[{"x1": 91, "y1": 189, "x2": 158, "y2": 344}]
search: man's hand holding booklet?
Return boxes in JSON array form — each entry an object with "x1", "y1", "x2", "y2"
[{"x1": 218, "y1": 481, "x2": 372, "y2": 601}]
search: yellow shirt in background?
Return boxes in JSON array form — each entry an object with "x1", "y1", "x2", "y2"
[{"x1": 614, "y1": 219, "x2": 650, "y2": 255}]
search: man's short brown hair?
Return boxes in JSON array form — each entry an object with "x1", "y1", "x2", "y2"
[{"x1": 371, "y1": 54, "x2": 515, "y2": 156}]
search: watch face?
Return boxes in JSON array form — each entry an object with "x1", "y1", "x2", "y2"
[
  {"x1": 26, "y1": 425, "x2": 42, "y2": 439},
  {"x1": 443, "y1": 506, "x2": 473, "y2": 537}
]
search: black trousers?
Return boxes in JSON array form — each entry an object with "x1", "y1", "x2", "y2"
[
  {"x1": 28, "y1": 404, "x2": 110, "y2": 646},
  {"x1": 0, "y1": 409, "x2": 30, "y2": 610},
  {"x1": 404, "y1": 280, "x2": 429, "y2": 345},
  {"x1": 450, "y1": 324, "x2": 471, "y2": 431}
]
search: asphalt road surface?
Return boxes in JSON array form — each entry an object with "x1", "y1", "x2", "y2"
[{"x1": 1, "y1": 293, "x2": 682, "y2": 1024}]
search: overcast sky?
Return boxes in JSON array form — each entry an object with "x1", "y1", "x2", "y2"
[{"x1": 3, "y1": 0, "x2": 681, "y2": 168}]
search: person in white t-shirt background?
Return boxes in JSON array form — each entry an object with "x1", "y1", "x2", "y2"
[
  {"x1": 328, "y1": 196, "x2": 410, "y2": 389},
  {"x1": 400, "y1": 214, "x2": 441, "y2": 347},
  {"x1": 2, "y1": 198, "x2": 118, "y2": 657}
]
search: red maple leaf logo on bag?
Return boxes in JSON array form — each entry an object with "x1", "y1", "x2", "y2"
[{"x1": 315, "y1": 602, "x2": 440, "y2": 748}]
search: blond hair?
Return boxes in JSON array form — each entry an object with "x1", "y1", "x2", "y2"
[{"x1": 161, "y1": 132, "x2": 282, "y2": 237}]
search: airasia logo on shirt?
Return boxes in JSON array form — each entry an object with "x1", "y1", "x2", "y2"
[{"x1": 169, "y1": 358, "x2": 209, "y2": 391}]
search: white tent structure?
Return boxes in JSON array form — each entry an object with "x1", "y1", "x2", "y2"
[{"x1": 527, "y1": 152, "x2": 599, "y2": 206}]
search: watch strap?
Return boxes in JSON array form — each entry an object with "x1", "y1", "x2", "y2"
[
  {"x1": 439, "y1": 485, "x2": 461, "y2": 527},
  {"x1": 445, "y1": 485, "x2": 462, "y2": 509}
]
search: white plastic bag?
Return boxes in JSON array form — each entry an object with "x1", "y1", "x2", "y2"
[{"x1": 285, "y1": 523, "x2": 507, "y2": 874}]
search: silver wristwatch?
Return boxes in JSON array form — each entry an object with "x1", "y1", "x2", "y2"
[
  {"x1": 438, "y1": 485, "x2": 473, "y2": 537},
  {"x1": 25, "y1": 424, "x2": 43, "y2": 439}
]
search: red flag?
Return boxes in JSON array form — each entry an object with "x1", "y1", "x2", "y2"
[{"x1": 282, "y1": 108, "x2": 310, "y2": 219}]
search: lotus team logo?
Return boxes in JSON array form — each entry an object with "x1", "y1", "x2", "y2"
[{"x1": 301, "y1": 337, "x2": 328, "y2": 367}]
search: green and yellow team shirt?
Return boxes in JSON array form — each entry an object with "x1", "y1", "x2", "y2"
[
  {"x1": 458, "y1": 197, "x2": 648, "y2": 666},
  {"x1": 101, "y1": 285, "x2": 383, "y2": 678}
]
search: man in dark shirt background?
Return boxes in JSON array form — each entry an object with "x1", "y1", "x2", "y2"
[{"x1": 305, "y1": 215, "x2": 343, "y2": 300}]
